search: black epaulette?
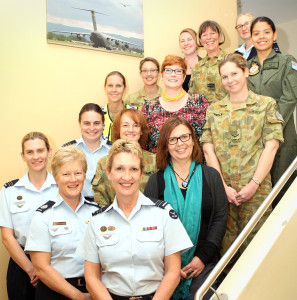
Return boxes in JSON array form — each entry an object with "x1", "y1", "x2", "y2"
[
  {"x1": 85, "y1": 200, "x2": 100, "y2": 208},
  {"x1": 106, "y1": 140, "x2": 112, "y2": 146},
  {"x1": 62, "y1": 140, "x2": 77, "y2": 147},
  {"x1": 4, "y1": 179, "x2": 19, "y2": 188},
  {"x1": 92, "y1": 205, "x2": 110, "y2": 216},
  {"x1": 36, "y1": 200, "x2": 55, "y2": 213},
  {"x1": 149, "y1": 198, "x2": 169, "y2": 209}
]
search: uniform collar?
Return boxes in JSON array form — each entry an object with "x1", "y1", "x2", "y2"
[
  {"x1": 140, "y1": 86, "x2": 162, "y2": 98},
  {"x1": 54, "y1": 193, "x2": 85, "y2": 210},
  {"x1": 250, "y1": 49, "x2": 277, "y2": 65},
  {"x1": 16, "y1": 172, "x2": 56, "y2": 191},
  {"x1": 203, "y1": 49, "x2": 225, "y2": 66},
  {"x1": 77, "y1": 136, "x2": 110, "y2": 152},
  {"x1": 219, "y1": 90, "x2": 257, "y2": 108}
]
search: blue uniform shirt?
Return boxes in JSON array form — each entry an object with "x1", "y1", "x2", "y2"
[
  {"x1": 63, "y1": 136, "x2": 110, "y2": 198},
  {"x1": 25, "y1": 194, "x2": 100, "y2": 278},
  {"x1": 77, "y1": 192, "x2": 193, "y2": 296},
  {"x1": 0, "y1": 172, "x2": 58, "y2": 247}
]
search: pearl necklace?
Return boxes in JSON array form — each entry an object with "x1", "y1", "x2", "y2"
[{"x1": 161, "y1": 89, "x2": 186, "y2": 102}]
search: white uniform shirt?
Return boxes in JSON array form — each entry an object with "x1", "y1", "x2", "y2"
[
  {"x1": 63, "y1": 136, "x2": 110, "y2": 198},
  {"x1": 25, "y1": 194, "x2": 99, "y2": 278},
  {"x1": 0, "y1": 172, "x2": 58, "y2": 247},
  {"x1": 235, "y1": 43, "x2": 254, "y2": 59},
  {"x1": 77, "y1": 192, "x2": 193, "y2": 296}
]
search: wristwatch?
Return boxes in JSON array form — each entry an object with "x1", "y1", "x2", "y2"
[{"x1": 252, "y1": 177, "x2": 261, "y2": 185}]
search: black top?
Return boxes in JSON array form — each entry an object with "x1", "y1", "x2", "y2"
[
  {"x1": 144, "y1": 165, "x2": 228, "y2": 265},
  {"x1": 183, "y1": 74, "x2": 191, "y2": 92}
]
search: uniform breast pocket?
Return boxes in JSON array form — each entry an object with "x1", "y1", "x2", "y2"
[
  {"x1": 136, "y1": 229, "x2": 164, "y2": 260},
  {"x1": 96, "y1": 233, "x2": 120, "y2": 263},
  {"x1": 10, "y1": 201, "x2": 30, "y2": 214},
  {"x1": 50, "y1": 225, "x2": 73, "y2": 252}
]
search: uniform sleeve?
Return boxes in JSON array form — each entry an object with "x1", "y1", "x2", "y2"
[
  {"x1": 92, "y1": 159, "x2": 115, "y2": 207},
  {"x1": 25, "y1": 211, "x2": 51, "y2": 252},
  {"x1": 263, "y1": 98, "x2": 284, "y2": 144},
  {"x1": 200, "y1": 109, "x2": 213, "y2": 144},
  {"x1": 188, "y1": 67, "x2": 199, "y2": 94},
  {"x1": 141, "y1": 101, "x2": 150, "y2": 151},
  {"x1": 163, "y1": 205, "x2": 193, "y2": 256},
  {"x1": 0, "y1": 187, "x2": 13, "y2": 229},
  {"x1": 76, "y1": 219, "x2": 100, "y2": 263},
  {"x1": 278, "y1": 56, "x2": 297, "y2": 126}
]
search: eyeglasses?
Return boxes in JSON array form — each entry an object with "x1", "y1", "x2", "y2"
[
  {"x1": 163, "y1": 68, "x2": 184, "y2": 75},
  {"x1": 235, "y1": 21, "x2": 251, "y2": 30},
  {"x1": 140, "y1": 69, "x2": 158, "y2": 74},
  {"x1": 121, "y1": 123, "x2": 140, "y2": 129},
  {"x1": 168, "y1": 133, "x2": 192, "y2": 145}
]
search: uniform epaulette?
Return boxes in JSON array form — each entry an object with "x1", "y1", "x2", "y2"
[
  {"x1": 62, "y1": 140, "x2": 77, "y2": 147},
  {"x1": 92, "y1": 205, "x2": 110, "y2": 216},
  {"x1": 106, "y1": 140, "x2": 112, "y2": 146},
  {"x1": 149, "y1": 198, "x2": 169, "y2": 209},
  {"x1": 85, "y1": 200, "x2": 100, "y2": 208},
  {"x1": 36, "y1": 200, "x2": 55, "y2": 213},
  {"x1": 4, "y1": 179, "x2": 19, "y2": 188}
]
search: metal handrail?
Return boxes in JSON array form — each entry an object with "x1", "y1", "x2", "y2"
[{"x1": 195, "y1": 156, "x2": 297, "y2": 300}]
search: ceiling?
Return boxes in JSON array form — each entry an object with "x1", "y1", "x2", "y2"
[{"x1": 238, "y1": 0, "x2": 297, "y2": 24}]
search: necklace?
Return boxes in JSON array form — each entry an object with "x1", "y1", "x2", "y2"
[
  {"x1": 170, "y1": 163, "x2": 197, "y2": 188},
  {"x1": 162, "y1": 89, "x2": 186, "y2": 102}
]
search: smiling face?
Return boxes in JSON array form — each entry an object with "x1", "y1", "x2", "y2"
[
  {"x1": 236, "y1": 15, "x2": 253, "y2": 41},
  {"x1": 220, "y1": 62, "x2": 249, "y2": 95},
  {"x1": 168, "y1": 124, "x2": 194, "y2": 163},
  {"x1": 119, "y1": 113, "x2": 142, "y2": 142},
  {"x1": 105, "y1": 74, "x2": 126, "y2": 104},
  {"x1": 200, "y1": 26, "x2": 220, "y2": 56},
  {"x1": 79, "y1": 111, "x2": 104, "y2": 145},
  {"x1": 55, "y1": 160, "x2": 85, "y2": 203},
  {"x1": 162, "y1": 64, "x2": 185, "y2": 89},
  {"x1": 179, "y1": 31, "x2": 197, "y2": 56},
  {"x1": 106, "y1": 152, "x2": 142, "y2": 201},
  {"x1": 252, "y1": 21, "x2": 277, "y2": 53},
  {"x1": 21, "y1": 139, "x2": 52, "y2": 173},
  {"x1": 140, "y1": 61, "x2": 159, "y2": 87}
]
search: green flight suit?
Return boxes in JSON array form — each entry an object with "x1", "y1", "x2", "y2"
[{"x1": 248, "y1": 49, "x2": 297, "y2": 186}]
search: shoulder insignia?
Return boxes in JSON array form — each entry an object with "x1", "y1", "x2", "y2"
[
  {"x1": 36, "y1": 200, "x2": 55, "y2": 213},
  {"x1": 85, "y1": 200, "x2": 100, "y2": 208},
  {"x1": 149, "y1": 198, "x2": 169, "y2": 209},
  {"x1": 92, "y1": 205, "x2": 110, "y2": 216},
  {"x1": 62, "y1": 140, "x2": 77, "y2": 147},
  {"x1": 169, "y1": 209, "x2": 178, "y2": 219},
  {"x1": 4, "y1": 179, "x2": 19, "y2": 188},
  {"x1": 292, "y1": 61, "x2": 297, "y2": 71}
]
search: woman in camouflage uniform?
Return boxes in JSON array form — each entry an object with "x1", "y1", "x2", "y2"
[
  {"x1": 201, "y1": 53, "x2": 284, "y2": 259},
  {"x1": 92, "y1": 109, "x2": 157, "y2": 207}
]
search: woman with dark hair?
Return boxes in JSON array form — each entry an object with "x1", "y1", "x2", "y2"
[
  {"x1": 144, "y1": 117, "x2": 228, "y2": 300},
  {"x1": 62, "y1": 103, "x2": 110, "y2": 201},
  {"x1": 92, "y1": 108, "x2": 157, "y2": 207},
  {"x1": 248, "y1": 16, "x2": 297, "y2": 206},
  {"x1": 102, "y1": 71, "x2": 133, "y2": 142},
  {"x1": 25, "y1": 146, "x2": 99, "y2": 300},
  {"x1": 179, "y1": 28, "x2": 201, "y2": 92},
  {"x1": 141, "y1": 55, "x2": 208, "y2": 153},
  {"x1": 202, "y1": 53, "x2": 283, "y2": 261},
  {"x1": 0, "y1": 132, "x2": 57, "y2": 300},
  {"x1": 189, "y1": 20, "x2": 227, "y2": 103},
  {"x1": 125, "y1": 57, "x2": 162, "y2": 110}
]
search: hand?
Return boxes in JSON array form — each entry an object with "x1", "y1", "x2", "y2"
[
  {"x1": 74, "y1": 292, "x2": 92, "y2": 300},
  {"x1": 225, "y1": 186, "x2": 240, "y2": 206},
  {"x1": 181, "y1": 256, "x2": 205, "y2": 279},
  {"x1": 27, "y1": 268, "x2": 38, "y2": 287},
  {"x1": 236, "y1": 181, "x2": 258, "y2": 203}
]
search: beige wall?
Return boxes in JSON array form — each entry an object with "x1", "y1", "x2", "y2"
[
  {"x1": 277, "y1": 19, "x2": 297, "y2": 58},
  {"x1": 0, "y1": 0, "x2": 237, "y2": 298}
]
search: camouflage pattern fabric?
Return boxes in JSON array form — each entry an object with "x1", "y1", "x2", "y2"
[
  {"x1": 92, "y1": 150, "x2": 157, "y2": 207},
  {"x1": 200, "y1": 90, "x2": 284, "y2": 255},
  {"x1": 188, "y1": 50, "x2": 227, "y2": 104},
  {"x1": 125, "y1": 86, "x2": 162, "y2": 110}
]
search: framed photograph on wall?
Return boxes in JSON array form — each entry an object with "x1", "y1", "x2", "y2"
[{"x1": 47, "y1": 0, "x2": 144, "y2": 57}]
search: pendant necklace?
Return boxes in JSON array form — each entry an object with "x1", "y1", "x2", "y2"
[{"x1": 170, "y1": 163, "x2": 197, "y2": 189}]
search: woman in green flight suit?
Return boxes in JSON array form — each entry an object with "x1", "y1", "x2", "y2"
[{"x1": 248, "y1": 16, "x2": 297, "y2": 206}]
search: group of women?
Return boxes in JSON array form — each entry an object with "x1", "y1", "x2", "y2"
[{"x1": 0, "y1": 13, "x2": 296, "y2": 300}]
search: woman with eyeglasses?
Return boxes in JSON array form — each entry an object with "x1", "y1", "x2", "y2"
[
  {"x1": 144, "y1": 117, "x2": 228, "y2": 300},
  {"x1": 188, "y1": 20, "x2": 227, "y2": 104},
  {"x1": 92, "y1": 108, "x2": 157, "y2": 207},
  {"x1": 248, "y1": 16, "x2": 296, "y2": 207},
  {"x1": 141, "y1": 55, "x2": 208, "y2": 153},
  {"x1": 125, "y1": 57, "x2": 162, "y2": 110},
  {"x1": 234, "y1": 13, "x2": 281, "y2": 60},
  {"x1": 179, "y1": 28, "x2": 202, "y2": 92}
]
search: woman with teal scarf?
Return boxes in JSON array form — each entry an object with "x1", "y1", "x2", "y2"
[{"x1": 144, "y1": 117, "x2": 228, "y2": 300}]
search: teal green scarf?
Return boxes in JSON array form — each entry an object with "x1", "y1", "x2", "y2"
[{"x1": 164, "y1": 160, "x2": 202, "y2": 300}]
